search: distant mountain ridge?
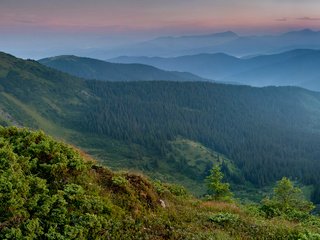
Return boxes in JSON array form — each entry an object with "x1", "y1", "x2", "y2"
[
  {"x1": 111, "y1": 49, "x2": 320, "y2": 91},
  {"x1": 281, "y1": 28, "x2": 320, "y2": 37},
  {"x1": 91, "y1": 29, "x2": 320, "y2": 59},
  {"x1": 39, "y1": 55, "x2": 206, "y2": 82},
  {"x1": 154, "y1": 31, "x2": 239, "y2": 40},
  {"x1": 110, "y1": 53, "x2": 242, "y2": 80}
]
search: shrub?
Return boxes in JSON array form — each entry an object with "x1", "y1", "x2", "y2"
[
  {"x1": 153, "y1": 180, "x2": 189, "y2": 197},
  {"x1": 0, "y1": 127, "x2": 109, "y2": 239},
  {"x1": 167, "y1": 184, "x2": 189, "y2": 197},
  {"x1": 153, "y1": 180, "x2": 167, "y2": 194},
  {"x1": 112, "y1": 175, "x2": 128, "y2": 187},
  {"x1": 260, "y1": 177, "x2": 314, "y2": 220},
  {"x1": 209, "y1": 212, "x2": 239, "y2": 226},
  {"x1": 298, "y1": 231, "x2": 320, "y2": 240}
]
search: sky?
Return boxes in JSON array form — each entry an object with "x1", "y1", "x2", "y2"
[{"x1": 1, "y1": 0, "x2": 320, "y2": 59}]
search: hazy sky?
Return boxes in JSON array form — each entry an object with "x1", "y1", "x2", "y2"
[{"x1": 1, "y1": 0, "x2": 320, "y2": 58}]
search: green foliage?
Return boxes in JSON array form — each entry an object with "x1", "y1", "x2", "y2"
[
  {"x1": 166, "y1": 183, "x2": 189, "y2": 197},
  {"x1": 153, "y1": 180, "x2": 189, "y2": 197},
  {"x1": 261, "y1": 177, "x2": 314, "y2": 219},
  {"x1": 209, "y1": 212, "x2": 239, "y2": 226},
  {"x1": 206, "y1": 164, "x2": 233, "y2": 201},
  {"x1": 112, "y1": 175, "x2": 129, "y2": 187},
  {"x1": 0, "y1": 127, "x2": 113, "y2": 239},
  {"x1": 298, "y1": 231, "x2": 320, "y2": 240},
  {"x1": 153, "y1": 180, "x2": 167, "y2": 194}
]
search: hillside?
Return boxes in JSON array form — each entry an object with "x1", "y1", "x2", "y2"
[
  {"x1": 111, "y1": 49, "x2": 320, "y2": 91},
  {"x1": 225, "y1": 50, "x2": 320, "y2": 90},
  {"x1": 2, "y1": 127, "x2": 320, "y2": 239},
  {"x1": 82, "y1": 81, "x2": 320, "y2": 197},
  {"x1": 2, "y1": 52, "x2": 320, "y2": 202},
  {"x1": 39, "y1": 55, "x2": 205, "y2": 82},
  {"x1": 110, "y1": 53, "x2": 243, "y2": 80}
]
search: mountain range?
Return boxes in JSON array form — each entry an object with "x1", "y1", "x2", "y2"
[
  {"x1": 2, "y1": 51, "x2": 320, "y2": 202},
  {"x1": 111, "y1": 49, "x2": 320, "y2": 91},
  {"x1": 89, "y1": 29, "x2": 320, "y2": 59}
]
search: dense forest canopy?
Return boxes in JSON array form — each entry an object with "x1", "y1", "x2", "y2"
[{"x1": 83, "y1": 81, "x2": 320, "y2": 195}]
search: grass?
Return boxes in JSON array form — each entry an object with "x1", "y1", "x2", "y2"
[{"x1": 0, "y1": 92, "x2": 63, "y2": 135}]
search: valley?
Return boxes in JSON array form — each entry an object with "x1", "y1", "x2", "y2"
[{"x1": 1, "y1": 52, "x2": 320, "y2": 203}]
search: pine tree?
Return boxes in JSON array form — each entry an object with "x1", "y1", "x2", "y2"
[{"x1": 206, "y1": 164, "x2": 233, "y2": 201}]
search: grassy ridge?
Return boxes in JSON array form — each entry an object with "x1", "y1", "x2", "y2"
[{"x1": 1, "y1": 127, "x2": 320, "y2": 239}]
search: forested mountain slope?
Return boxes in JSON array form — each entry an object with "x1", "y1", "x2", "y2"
[
  {"x1": 1, "y1": 52, "x2": 320, "y2": 202},
  {"x1": 39, "y1": 55, "x2": 205, "y2": 82}
]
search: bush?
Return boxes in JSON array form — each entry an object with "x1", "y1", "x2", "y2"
[
  {"x1": 209, "y1": 212, "x2": 239, "y2": 226},
  {"x1": 153, "y1": 180, "x2": 189, "y2": 197},
  {"x1": 167, "y1": 184, "x2": 189, "y2": 197},
  {"x1": 153, "y1": 180, "x2": 167, "y2": 194},
  {"x1": 0, "y1": 127, "x2": 109, "y2": 239},
  {"x1": 260, "y1": 177, "x2": 314, "y2": 220},
  {"x1": 112, "y1": 175, "x2": 128, "y2": 187},
  {"x1": 298, "y1": 231, "x2": 320, "y2": 240}
]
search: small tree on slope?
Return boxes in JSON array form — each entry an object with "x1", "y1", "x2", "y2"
[
  {"x1": 206, "y1": 164, "x2": 233, "y2": 201},
  {"x1": 261, "y1": 177, "x2": 314, "y2": 218}
]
